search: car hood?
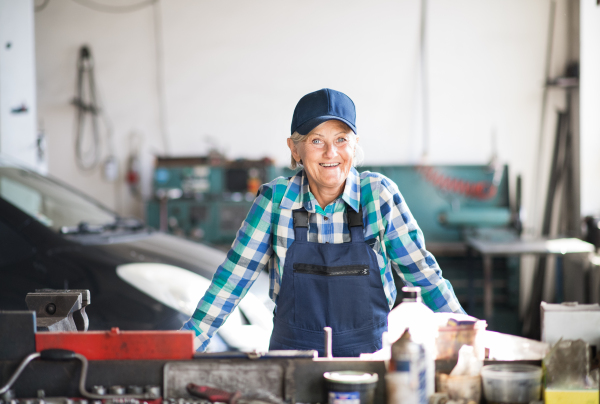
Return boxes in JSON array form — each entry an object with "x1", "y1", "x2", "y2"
[
  {"x1": 89, "y1": 231, "x2": 225, "y2": 279},
  {"x1": 87, "y1": 231, "x2": 272, "y2": 306}
]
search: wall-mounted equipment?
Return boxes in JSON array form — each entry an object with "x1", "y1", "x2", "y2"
[{"x1": 146, "y1": 155, "x2": 278, "y2": 244}]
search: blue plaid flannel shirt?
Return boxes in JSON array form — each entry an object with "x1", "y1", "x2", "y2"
[{"x1": 182, "y1": 167, "x2": 465, "y2": 351}]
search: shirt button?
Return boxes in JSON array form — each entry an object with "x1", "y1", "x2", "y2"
[{"x1": 324, "y1": 217, "x2": 329, "y2": 221}]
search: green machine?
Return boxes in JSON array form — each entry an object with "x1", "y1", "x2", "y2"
[
  {"x1": 147, "y1": 161, "x2": 515, "y2": 245},
  {"x1": 146, "y1": 156, "x2": 280, "y2": 245},
  {"x1": 146, "y1": 163, "x2": 518, "y2": 244},
  {"x1": 361, "y1": 164, "x2": 514, "y2": 242}
]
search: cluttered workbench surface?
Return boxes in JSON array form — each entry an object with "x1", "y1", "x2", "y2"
[{"x1": 2, "y1": 289, "x2": 598, "y2": 404}]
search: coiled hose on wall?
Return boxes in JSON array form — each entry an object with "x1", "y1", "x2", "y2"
[{"x1": 72, "y1": 45, "x2": 100, "y2": 171}]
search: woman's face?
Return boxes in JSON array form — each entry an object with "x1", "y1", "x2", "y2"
[{"x1": 288, "y1": 120, "x2": 358, "y2": 198}]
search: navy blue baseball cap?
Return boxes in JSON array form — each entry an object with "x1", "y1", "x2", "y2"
[{"x1": 291, "y1": 88, "x2": 356, "y2": 135}]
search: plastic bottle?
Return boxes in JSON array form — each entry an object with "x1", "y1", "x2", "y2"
[
  {"x1": 387, "y1": 287, "x2": 436, "y2": 399},
  {"x1": 386, "y1": 329, "x2": 427, "y2": 404}
]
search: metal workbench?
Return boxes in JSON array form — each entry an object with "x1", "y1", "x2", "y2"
[{"x1": 466, "y1": 236, "x2": 595, "y2": 321}]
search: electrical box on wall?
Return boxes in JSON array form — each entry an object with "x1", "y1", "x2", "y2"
[{"x1": 0, "y1": 0, "x2": 45, "y2": 172}]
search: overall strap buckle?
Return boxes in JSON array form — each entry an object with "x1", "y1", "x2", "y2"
[
  {"x1": 293, "y1": 210, "x2": 309, "y2": 228},
  {"x1": 292, "y1": 210, "x2": 309, "y2": 243},
  {"x1": 347, "y1": 206, "x2": 363, "y2": 228}
]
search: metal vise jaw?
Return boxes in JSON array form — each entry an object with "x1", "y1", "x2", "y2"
[{"x1": 25, "y1": 289, "x2": 90, "y2": 332}]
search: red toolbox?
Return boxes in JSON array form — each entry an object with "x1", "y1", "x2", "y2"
[{"x1": 36, "y1": 327, "x2": 195, "y2": 360}]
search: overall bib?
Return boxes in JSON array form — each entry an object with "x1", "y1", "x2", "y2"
[{"x1": 269, "y1": 206, "x2": 390, "y2": 357}]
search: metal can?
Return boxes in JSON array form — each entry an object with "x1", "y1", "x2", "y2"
[{"x1": 324, "y1": 371, "x2": 379, "y2": 404}]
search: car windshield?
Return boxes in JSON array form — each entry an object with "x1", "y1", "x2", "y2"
[{"x1": 0, "y1": 161, "x2": 116, "y2": 232}]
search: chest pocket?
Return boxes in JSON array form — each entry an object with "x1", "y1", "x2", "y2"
[{"x1": 292, "y1": 262, "x2": 373, "y2": 332}]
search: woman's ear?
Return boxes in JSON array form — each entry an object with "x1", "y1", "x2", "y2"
[{"x1": 287, "y1": 138, "x2": 302, "y2": 164}]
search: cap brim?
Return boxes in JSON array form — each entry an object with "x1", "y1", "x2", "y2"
[{"x1": 296, "y1": 116, "x2": 356, "y2": 136}]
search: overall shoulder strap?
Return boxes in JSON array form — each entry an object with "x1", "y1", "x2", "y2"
[
  {"x1": 346, "y1": 206, "x2": 365, "y2": 243},
  {"x1": 292, "y1": 209, "x2": 308, "y2": 242}
]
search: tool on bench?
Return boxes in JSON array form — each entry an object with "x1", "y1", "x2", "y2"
[
  {"x1": 187, "y1": 384, "x2": 242, "y2": 404},
  {"x1": 186, "y1": 383, "x2": 284, "y2": 404},
  {"x1": 26, "y1": 289, "x2": 90, "y2": 332},
  {"x1": 194, "y1": 350, "x2": 316, "y2": 359}
]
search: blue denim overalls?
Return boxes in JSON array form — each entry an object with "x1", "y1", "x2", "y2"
[{"x1": 269, "y1": 206, "x2": 390, "y2": 357}]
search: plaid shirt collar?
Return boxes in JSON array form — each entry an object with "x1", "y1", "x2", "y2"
[{"x1": 280, "y1": 167, "x2": 361, "y2": 213}]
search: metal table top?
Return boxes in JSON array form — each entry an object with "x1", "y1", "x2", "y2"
[
  {"x1": 465, "y1": 236, "x2": 594, "y2": 322},
  {"x1": 466, "y1": 236, "x2": 595, "y2": 256}
]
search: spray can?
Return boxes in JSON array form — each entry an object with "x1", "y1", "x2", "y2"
[
  {"x1": 387, "y1": 287, "x2": 436, "y2": 398},
  {"x1": 386, "y1": 329, "x2": 427, "y2": 404}
]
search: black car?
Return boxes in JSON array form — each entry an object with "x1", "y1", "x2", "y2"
[{"x1": 0, "y1": 157, "x2": 273, "y2": 352}]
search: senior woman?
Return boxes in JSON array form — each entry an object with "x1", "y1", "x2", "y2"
[{"x1": 182, "y1": 88, "x2": 464, "y2": 357}]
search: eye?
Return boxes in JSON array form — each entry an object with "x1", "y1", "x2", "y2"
[
  {"x1": 311, "y1": 138, "x2": 322, "y2": 145},
  {"x1": 336, "y1": 137, "x2": 348, "y2": 143}
]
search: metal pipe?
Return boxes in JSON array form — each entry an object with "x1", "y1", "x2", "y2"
[
  {"x1": 324, "y1": 327, "x2": 332, "y2": 359},
  {"x1": 75, "y1": 353, "x2": 157, "y2": 399},
  {"x1": 532, "y1": 0, "x2": 557, "y2": 235},
  {"x1": 0, "y1": 352, "x2": 40, "y2": 395}
]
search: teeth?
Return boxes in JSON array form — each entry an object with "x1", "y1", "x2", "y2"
[{"x1": 320, "y1": 163, "x2": 340, "y2": 167}]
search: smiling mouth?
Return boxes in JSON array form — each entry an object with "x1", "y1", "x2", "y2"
[{"x1": 320, "y1": 163, "x2": 340, "y2": 167}]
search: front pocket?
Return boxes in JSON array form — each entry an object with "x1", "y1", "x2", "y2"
[
  {"x1": 293, "y1": 263, "x2": 369, "y2": 276},
  {"x1": 292, "y1": 263, "x2": 373, "y2": 331}
]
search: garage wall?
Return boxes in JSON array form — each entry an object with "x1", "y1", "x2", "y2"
[
  {"x1": 580, "y1": 0, "x2": 600, "y2": 217},
  {"x1": 35, "y1": 0, "x2": 568, "y2": 229}
]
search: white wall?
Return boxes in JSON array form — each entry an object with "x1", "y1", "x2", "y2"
[
  {"x1": 35, "y1": 0, "x2": 160, "y2": 217},
  {"x1": 0, "y1": 0, "x2": 41, "y2": 170},
  {"x1": 35, "y1": 0, "x2": 567, "y2": 227},
  {"x1": 581, "y1": 0, "x2": 600, "y2": 217}
]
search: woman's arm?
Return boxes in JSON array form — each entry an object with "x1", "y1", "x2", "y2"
[
  {"x1": 181, "y1": 185, "x2": 274, "y2": 351},
  {"x1": 379, "y1": 176, "x2": 465, "y2": 314}
]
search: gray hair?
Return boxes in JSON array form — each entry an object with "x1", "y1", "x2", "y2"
[{"x1": 288, "y1": 128, "x2": 364, "y2": 170}]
